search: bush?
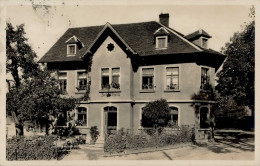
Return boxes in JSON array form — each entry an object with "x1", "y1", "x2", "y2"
[
  {"x1": 141, "y1": 99, "x2": 170, "y2": 128},
  {"x1": 90, "y1": 126, "x2": 99, "y2": 143},
  {"x1": 53, "y1": 125, "x2": 80, "y2": 137},
  {"x1": 104, "y1": 128, "x2": 127, "y2": 154},
  {"x1": 6, "y1": 136, "x2": 58, "y2": 160},
  {"x1": 104, "y1": 126, "x2": 195, "y2": 155}
]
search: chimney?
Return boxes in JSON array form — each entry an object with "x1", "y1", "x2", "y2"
[{"x1": 159, "y1": 13, "x2": 169, "y2": 27}]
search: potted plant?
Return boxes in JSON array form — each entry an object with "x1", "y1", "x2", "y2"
[
  {"x1": 90, "y1": 126, "x2": 99, "y2": 144},
  {"x1": 111, "y1": 82, "x2": 120, "y2": 89}
]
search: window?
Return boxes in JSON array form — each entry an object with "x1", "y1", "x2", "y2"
[
  {"x1": 168, "y1": 107, "x2": 179, "y2": 127},
  {"x1": 58, "y1": 72, "x2": 67, "y2": 94},
  {"x1": 67, "y1": 44, "x2": 76, "y2": 54},
  {"x1": 101, "y1": 68, "x2": 120, "y2": 90},
  {"x1": 200, "y1": 107, "x2": 209, "y2": 129},
  {"x1": 166, "y1": 67, "x2": 179, "y2": 90},
  {"x1": 77, "y1": 71, "x2": 87, "y2": 90},
  {"x1": 156, "y1": 36, "x2": 167, "y2": 49},
  {"x1": 77, "y1": 107, "x2": 87, "y2": 126},
  {"x1": 111, "y1": 68, "x2": 120, "y2": 89},
  {"x1": 202, "y1": 38, "x2": 208, "y2": 48},
  {"x1": 201, "y1": 68, "x2": 210, "y2": 90},
  {"x1": 101, "y1": 68, "x2": 110, "y2": 89},
  {"x1": 142, "y1": 68, "x2": 154, "y2": 90}
]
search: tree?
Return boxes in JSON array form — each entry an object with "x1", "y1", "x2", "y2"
[
  {"x1": 6, "y1": 23, "x2": 39, "y2": 88},
  {"x1": 141, "y1": 99, "x2": 170, "y2": 128},
  {"x1": 6, "y1": 22, "x2": 40, "y2": 135},
  {"x1": 6, "y1": 23, "x2": 77, "y2": 135},
  {"x1": 216, "y1": 7, "x2": 255, "y2": 119}
]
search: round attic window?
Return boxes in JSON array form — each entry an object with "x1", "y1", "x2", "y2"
[{"x1": 107, "y1": 43, "x2": 114, "y2": 52}]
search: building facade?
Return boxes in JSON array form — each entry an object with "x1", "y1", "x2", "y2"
[{"x1": 39, "y1": 14, "x2": 226, "y2": 141}]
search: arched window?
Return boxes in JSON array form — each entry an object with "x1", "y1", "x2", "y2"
[
  {"x1": 77, "y1": 107, "x2": 87, "y2": 126},
  {"x1": 168, "y1": 107, "x2": 179, "y2": 127},
  {"x1": 200, "y1": 107, "x2": 209, "y2": 129}
]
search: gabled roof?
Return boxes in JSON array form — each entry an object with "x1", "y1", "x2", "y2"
[
  {"x1": 185, "y1": 29, "x2": 212, "y2": 41},
  {"x1": 38, "y1": 21, "x2": 219, "y2": 63},
  {"x1": 66, "y1": 35, "x2": 78, "y2": 43},
  {"x1": 153, "y1": 27, "x2": 170, "y2": 35},
  {"x1": 83, "y1": 22, "x2": 137, "y2": 57}
]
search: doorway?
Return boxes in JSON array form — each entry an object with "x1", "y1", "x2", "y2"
[{"x1": 104, "y1": 106, "x2": 117, "y2": 135}]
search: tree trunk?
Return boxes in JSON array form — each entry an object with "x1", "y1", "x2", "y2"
[
  {"x1": 11, "y1": 111, "x2": 24, "y2": 136},
  {"x1": 11, "y1": 59, "x2": 20, "y2": 88}
]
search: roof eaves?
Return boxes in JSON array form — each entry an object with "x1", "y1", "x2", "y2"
[{"x1": 157, "y1": 22, "x2": 203, "y2": 52}]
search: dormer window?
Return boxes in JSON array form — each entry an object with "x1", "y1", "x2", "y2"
[
  {"x1": 65, "y1": 35, "x2": 84, "y2": 56},
  {"x1": 154, "y1": 27, "x2": 169, "y2": 49},
  {"x1": 156, "y1": 36, "x2": 168, "y2": 49},
  {"x1": 185, "y1": 29, "x2": 211, "y2": 49},
  {"x1": 67, "y1": 44, "x2": 76, "y2": 55}
]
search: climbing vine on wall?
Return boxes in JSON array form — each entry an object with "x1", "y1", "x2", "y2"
[{"x1": 82, "y1": 53, "x2": 93, "y2": 101}]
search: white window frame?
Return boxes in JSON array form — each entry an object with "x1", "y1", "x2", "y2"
[
  {"x1": 57, "y1": 71, "x2": 68, "y2": 93},
  {"x1": 75, "y1": 70, "x2": 88, "y2": 92},
  {"x1": 111, "y1": 68, "x2": 121, "y2": 90},
  {"x1": 164, "y1": 65, "x2": 180, "y2": 91},
  {"x1": 75, "y1": 106, "x2": 88, "y2": 127},
  {"x1": 200, "y1": 66, "x2": 211, "y2": 90},
  {"x1": 199, "y1": 105, "x2": 210, "y2": 130},
  {"x1": 140, "y1": 67, "x2": 155, "y2": 91},
  {"x1": 67, "y1": 44, "x2": 77, "y2": 55},
  {"x1": 156, "y1": 36, "x2": 168, "y2": 49},
  {"x1": 100, "y1": 67, "x2": 121, "y2": 90},
  {"x1": 168, "y1": 105, "x2": 180, "y2": 127}
]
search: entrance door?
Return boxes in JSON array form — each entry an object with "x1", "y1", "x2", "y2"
[{"x1": 104, "y1": 106, "x2": 117, "y2": 135}]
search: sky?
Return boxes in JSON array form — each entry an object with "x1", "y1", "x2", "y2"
[{"x1": 6, "y1": 2, "x2": 253, "y2": 61}]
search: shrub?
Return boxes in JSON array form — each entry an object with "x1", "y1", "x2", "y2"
[
  {"x1": 90, "y1": 126, "x2": 99, "y2": 143},
  {"x1": 6, "y1": 136, "x2": 58, "y2": 160},
  {"x1": 53, "y1": 125, "x2": 80, "y2": 137},
  {"x1": 104, "y1": 125, "x2": 195, "y2": 155},
  {"x1": 104, "y1": 128, "x2": 127, "y2": 154},
  {"x1": 141, "y1": 99, "x2": 170, "y2": 128}
]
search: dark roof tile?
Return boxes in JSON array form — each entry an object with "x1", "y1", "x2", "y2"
[
  {"x1": 39, "y1": 22, "x2": 211, "y2": 63},
  {"x1": 185, "y1": 29, "x2": 211, "y2": 40}
]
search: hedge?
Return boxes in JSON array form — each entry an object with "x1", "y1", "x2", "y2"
[
  {"x1": 104, "y1": 125, "x2": 195, "y2": 155},
  {"x1": 6, "y1": 136, "x2": 58, "y2": 160}
]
